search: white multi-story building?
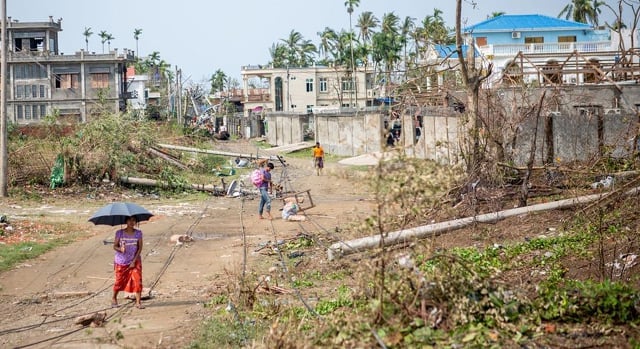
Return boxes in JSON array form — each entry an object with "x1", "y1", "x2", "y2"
[{"x1": 240, "y1": 64, "x2": 378, "y2": 115}]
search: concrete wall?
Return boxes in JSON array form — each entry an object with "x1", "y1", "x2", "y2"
[
  {"x1": 265, "y1": 114, "x2": 308, "y2": 146},
  {"x1": 264, "y1": 85, "x2": 640, "y2": 166},
  {"x1": 266, "y1": 112, "x2": 384, "y2": 156},
  {"x1": 506, "y1": 85, "x2": 639, "y2": 165}
]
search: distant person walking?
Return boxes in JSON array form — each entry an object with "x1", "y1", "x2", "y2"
[
  {"x1": 312, "y1": 142, "x2": 324, "y2": 176},
  {"x1": 258, "y1": 162, "x2": 274, "y2": 220}
]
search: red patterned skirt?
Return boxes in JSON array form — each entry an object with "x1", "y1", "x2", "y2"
[{"x1": 113, "y1": 258, "x2": 142, "y2": 293}]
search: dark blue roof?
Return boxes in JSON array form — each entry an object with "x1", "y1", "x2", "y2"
[
  {"x1": 434, "y1": 44, "x2": 478, "y2": 59},
  {"x1": 465, "y1": 14, "x2": 591, "y2": 33}
]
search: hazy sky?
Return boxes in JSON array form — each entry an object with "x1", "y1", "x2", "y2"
[{"x1": 9, "y1": 0, "x2": 622, "y2": 84}]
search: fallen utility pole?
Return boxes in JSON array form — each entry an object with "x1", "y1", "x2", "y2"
[
  {"x1": 157, "y1": 143, "x2": 273, "y2": 160},
  {"x1": 327, "y1": 186, "x2": 640, "y2": 260},
  {"x1": 119, "y1": 176, "x2": 255, "y2": 196},
  {"x1": 120, "y1": 176, "x2": 221, "y2": 193}
]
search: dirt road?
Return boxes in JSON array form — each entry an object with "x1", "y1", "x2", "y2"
[{"x1": 0, "y1": 145, "x2": 373, "y2": 348}]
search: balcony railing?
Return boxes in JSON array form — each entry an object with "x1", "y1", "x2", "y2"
[{"x1": 479, "y1": 41, "x2": 613, "y2": 58}]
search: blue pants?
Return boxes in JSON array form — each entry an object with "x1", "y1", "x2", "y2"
[{"x1": 258, "y1": 187, "x2": 271, "y2": 215}]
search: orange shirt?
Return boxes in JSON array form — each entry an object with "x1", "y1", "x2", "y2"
[{"x1": 313, "y1": 146, "x2": 324, "y2": 158}]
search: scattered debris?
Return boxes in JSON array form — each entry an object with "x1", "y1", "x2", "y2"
[
  {"x1": 74, "y1": 312, "x2": 107, "y2": 327},
  {"x1": 606, "y1": 253, "x2": 638, "y2": 276},
  {"x1": 287, "y1": 251, "x2": 304, "y2": 259},
  {"x1": 170, "y1": 234, "x2": 194, "y2": 245},
  {"x1": 591, "y1": 175, "x2": 614, "y2": 189}
]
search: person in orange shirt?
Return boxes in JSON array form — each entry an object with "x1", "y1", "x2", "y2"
[{"x1": 312, "y1": 142, "x2": 324, "y2": 176}]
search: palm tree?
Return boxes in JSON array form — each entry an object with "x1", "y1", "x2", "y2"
[
  {"x1": 210, "y1": 69, "x2": 227, "y2": 94},
  {"x1": 372, "y1": 13, "x2": 403, "y2": 99},
  {"x1": 269, "y1": 42, "x2": 288, "y2": 68},
  {"x1": 281, "y1": 30, "x2": 304, "y2": 66},
  {"x1": 355, "y1": 12, "x2": 379, "y2": 102},
  {"x1": 278, "y1": 30, "x2": 316, "y2": 67},
  {"x1": 106, "y1": 33, "x2": 115, "y2": 52},
  {"x1": 296, "y1": 39, "x2": 317, "y2": 67},
  {"x1": 356, "y1": 11, "x2": 379, "y2": 47},
  {"x1": 381, "y1": 12, "x2": 400, "y2": 36},
  {"x1": 147, "y1": 51, "x2": 161, "y2": 66},
  {"x1": 83, "y1": 27, "x2": 93, "y2": 52},
  {"x1": 344, "y1": 0, "x2": 360, "y2": 106},
  {"x1": 317, "y1": 27, "x2": 338, "y2": 63},
  {"x1": 209, "y1": 69, "x2": 227, "y2": 94},
  {"x1": 558, "y1": 0, "x2": 603, "y2": 25},
  {"x1": 415, "y1": 8, "x2": 451, "y2": 59},
  {"x1": 98, "y1": 30, "x2": 108, "y2": 53},
  {"x1": 400, "y1": 16, "x2": 415, "y2": 76},
  {"x1": 133, "y1": 28, "x2": 143, "y2": 59}
]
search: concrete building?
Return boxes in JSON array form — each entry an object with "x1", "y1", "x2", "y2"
[
  {"x1": 472, "y1": 15, "x2": 637, "y2": 87},
  {"x1": 262, "y1": 15, "x2": 640, "y2": 167},
  {"x1": 7, "y1": 17, "x2": 133, "y2": 124},
  {"x1": 240, "y1": 64, "x2": 377, "y2": 115}
]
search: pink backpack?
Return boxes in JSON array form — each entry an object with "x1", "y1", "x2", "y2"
[{"x1": 251, "y1": 169, "x2": 264, "y2": 187}]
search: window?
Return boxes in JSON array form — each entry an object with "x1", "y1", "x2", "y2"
[
  {"x1": 524, "y1": 36, "x2": 544, "y2": 52},
  {"x1": 305, "y1": 78, "x2": 313, "y2": 92},
  {"x1": 24, "y1": 105, "x2": 32, "y2": 120},
  {"x1": 524, "y1": 37, "x2": 544, "y2": 44},
  {"x1": 40, "y1": 105, "x2": 47, "y2": 118},
  {"x1": 18, "y1": 84, "x2": 47, "y2": 99},
  {"x1": 32, "y1": 105, "x2": 40, "y2": 119},
  {"x1": 14, "y1": 64, "x2": 47, "y2": 79},
  {"x1": 341, "y1": 77, "x2": 354, "y2": 91},
  {"x1": 16, "y1": 105, "x2": 23, "y2": 119},
  {"x1": 558, "y1": 36, "x2": 576, "y2": 43},
  {"x1": 91, "y1": 73, "x2": 110, "y2": 88},
  {"x1": 55, "y1": 74, "x2": 79, "y2": 89},
  {"x1": 319, "y1": 78, "x2": 327, "y2": 92},
  {"x1": 476, "y1": 37, "x2": 488, "y2": 46},
  {"x1": 306, "y1": 105, "x2": 314, "y2": 113}
]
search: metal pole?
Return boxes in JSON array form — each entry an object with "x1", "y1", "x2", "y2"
[{"x1": 0, "y1": 0, "x2": 7, "y2": 197}]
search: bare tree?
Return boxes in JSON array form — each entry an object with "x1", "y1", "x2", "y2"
[{"x1": 454, "y1": 0, "x2": 493, "y2": 176}]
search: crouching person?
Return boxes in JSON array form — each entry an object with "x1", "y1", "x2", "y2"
[{"x1": 282, "y1": 197, "x2": 306, "y2": 221}]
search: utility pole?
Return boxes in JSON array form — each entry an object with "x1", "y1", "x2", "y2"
[
  {"x1": 176, "y1": 67, "x2": 182, "y2": 125},
  {"x1": 0, "y1": 0, "x2": 7, "y2": 197}
]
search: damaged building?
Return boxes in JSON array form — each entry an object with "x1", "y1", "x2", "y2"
[{"x1": 6, "y1": 16, "x2": 133, "y2": 124}]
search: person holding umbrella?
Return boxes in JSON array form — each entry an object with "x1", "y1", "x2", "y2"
[{"x1": 112, "y1": 216, "x2": 145, "y2": 309}]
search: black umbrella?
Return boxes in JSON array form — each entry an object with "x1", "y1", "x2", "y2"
[{"x1": 88, "y1": 202, "x2": 153, "y2": 226}]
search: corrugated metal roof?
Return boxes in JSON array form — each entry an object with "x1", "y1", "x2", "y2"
[{"x1": 465, "y1": 14, "x2": 591, "y2": 32}]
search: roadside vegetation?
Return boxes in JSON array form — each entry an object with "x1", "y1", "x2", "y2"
[
  {"x1": 1, "y1": 114, "x2": 243, "y2": 272},
  {"x1": 3, "y1": 110, "x2": 640, "y2": 348},
  {"x1": 189, "y1": 150, "x2": 640, "y2": 348}
]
